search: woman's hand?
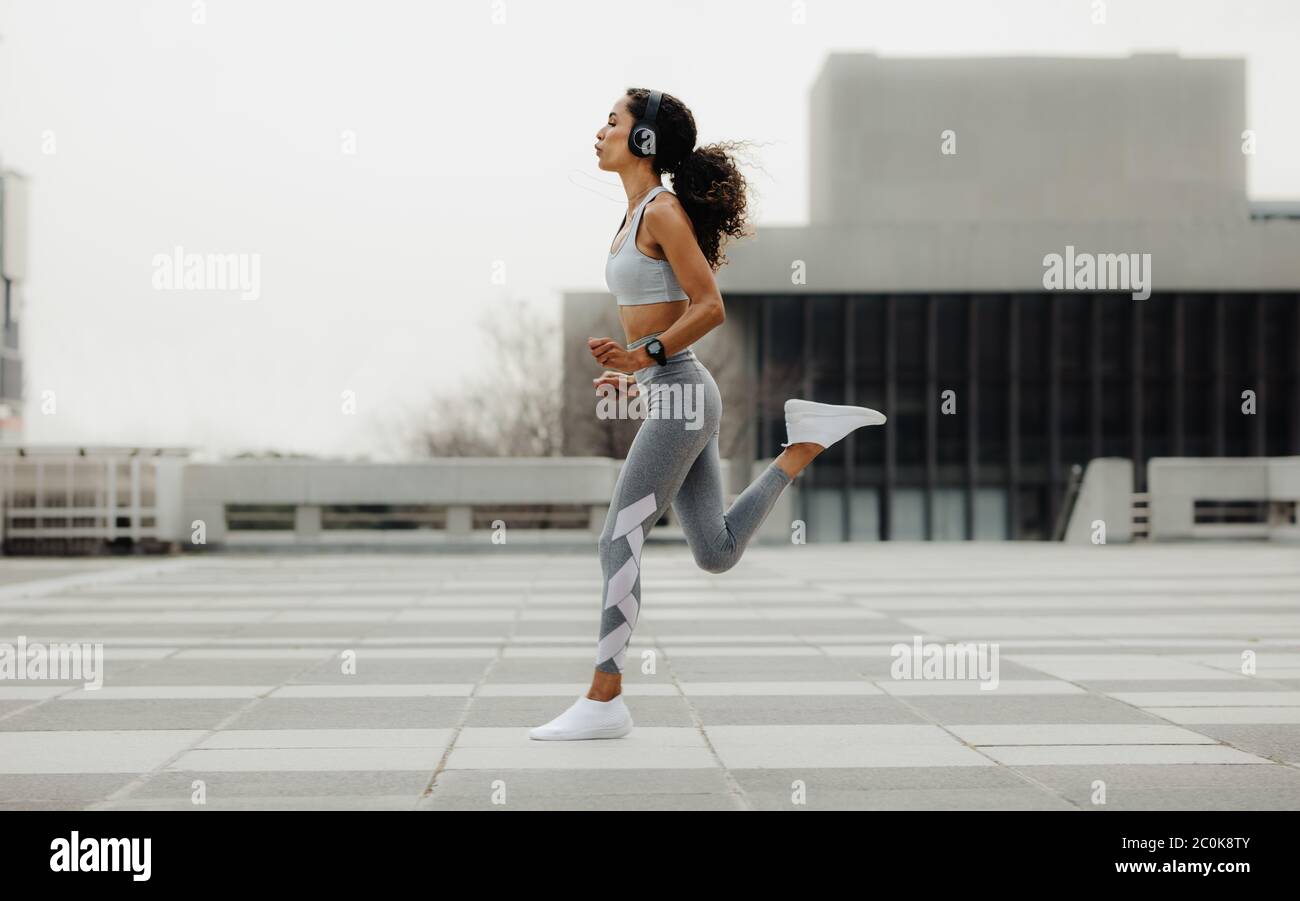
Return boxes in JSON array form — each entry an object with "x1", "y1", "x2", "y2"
[
  {"x1": 593, "y1": 369, "x2": 639, "y2": 396},
  {"x1": 588, "y1": 337, "x2": 648, "y2": 373}
]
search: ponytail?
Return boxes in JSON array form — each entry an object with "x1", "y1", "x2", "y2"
[{"x1": 666, "y1": 141, "x2": 754, "y2": 271}]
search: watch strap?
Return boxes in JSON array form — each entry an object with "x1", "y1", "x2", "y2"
[{"x1": 646, "y1": 338, "x2": 667, "y2": 365}]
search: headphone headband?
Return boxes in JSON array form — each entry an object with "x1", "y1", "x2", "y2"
[{"x1": 644, "y1": 89, "x2": 661, "y2": 124}]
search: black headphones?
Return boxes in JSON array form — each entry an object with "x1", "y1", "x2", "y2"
[{"x1": 627, "y1": 89, "x2": 662, "y2": 158}]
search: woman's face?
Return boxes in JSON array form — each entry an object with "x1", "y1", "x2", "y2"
[{"x1": 594, "y1": 96, "x2": 632, "y2": 171}]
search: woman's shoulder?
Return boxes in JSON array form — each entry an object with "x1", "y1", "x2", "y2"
[
  {"x1": 644, "y1": 188, "x2": 684, "y2": 216},
  {"x1": 643, "y1": 191, "x2": 698, "y2": 254}
]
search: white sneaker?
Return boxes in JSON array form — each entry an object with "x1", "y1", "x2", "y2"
[
  {"x1": 781, "y1": 398, "x2": 886, "y2": 449},
  {"x1": 528, "y1": 694, "x2": 634, "y2": 740}
]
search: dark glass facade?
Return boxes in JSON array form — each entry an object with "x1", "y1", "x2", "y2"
[{"x1": 747, "y1": 292, "x2": 1300, "y2": 541}]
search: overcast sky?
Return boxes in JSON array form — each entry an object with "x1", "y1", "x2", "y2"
[{"x1": 1, "y1": 0, "x2": 1296, "y2": 460}]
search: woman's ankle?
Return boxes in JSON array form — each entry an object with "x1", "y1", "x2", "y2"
[
  {"x1": 588, "y1": 671, "x2": 622, "y2": 702},
  {"x1": 775, "y1": 444, "x2": 821, "y2": 479}
]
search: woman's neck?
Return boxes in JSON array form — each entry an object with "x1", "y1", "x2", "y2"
[{"x1": 623, "y1": 179, "x2": 662, "y2": 214}]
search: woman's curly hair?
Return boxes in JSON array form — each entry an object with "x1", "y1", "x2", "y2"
[{"x1": 625, "y1": 87, "x2": 755, "y2": 271}]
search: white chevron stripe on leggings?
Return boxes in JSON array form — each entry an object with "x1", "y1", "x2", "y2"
[
  {"x1": 612, "y1": 493, "x2": 657, "y2": 540},
  {"x1": 596, "y1": 491, "x2": 656, "y2": 671}
]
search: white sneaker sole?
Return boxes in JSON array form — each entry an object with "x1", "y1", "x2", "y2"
[{"x1": 528, "y1": 719, "x2": 633, "y2": 741}]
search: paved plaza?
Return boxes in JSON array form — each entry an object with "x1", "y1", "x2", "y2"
[{"x1": 1, "y1": 542, "x2": 1299, "y2": 810}]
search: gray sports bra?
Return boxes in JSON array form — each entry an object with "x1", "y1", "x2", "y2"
[{"x1": 605, "y1": 185, "x2": 688, "y2": 306}]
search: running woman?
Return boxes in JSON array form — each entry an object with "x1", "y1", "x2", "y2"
[{"x1": 531, "y1": 88, "x2": 885, "y2": 740}]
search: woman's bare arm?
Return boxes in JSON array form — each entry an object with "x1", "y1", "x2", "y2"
[{"x1": 631, "y1": 200, "x2": 725, "y2": 361}]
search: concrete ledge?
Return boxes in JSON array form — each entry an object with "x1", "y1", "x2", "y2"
[{"x1": 1148, "y1": 456, "x2": 1300, "y2": 541}]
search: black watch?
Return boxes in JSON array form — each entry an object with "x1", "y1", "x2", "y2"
[{"x1": 644, "y1": 338, "x2": 667, "y2": 365}]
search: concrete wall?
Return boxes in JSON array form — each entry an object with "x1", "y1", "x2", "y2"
[
  {"x1": 1147, "y1": 456, "x2": 1300, "y2": 541},
  {"x1": 1, "y1": 170, "x2": 28, "y2": 280},
  {"x1": 718, "y1": 52, "x2": 1299, "y2": 294},
  {"x1": 182, "y1": 457, "x2": 628, "y2": 544},
  {"x1": 810, "y1": 53, "x2": 1247, "y2": 226},
  {"x1": 714, "y1": 220, "x2": 1300, "y2": 293},
  {"x1": 1064, "y1": 458, "x2": 1133, "y2": 544},
  {"x1": 175, "y1": 456, "x2": 805, "y2": 550}
]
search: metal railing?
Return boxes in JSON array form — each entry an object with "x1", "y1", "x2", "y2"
[
  {"x1": 0, "y1": 447, "x2": 188, "y2": 554},
  {"x1": 1131, "y1": 492, "x2": 1151, "y2": 540}
]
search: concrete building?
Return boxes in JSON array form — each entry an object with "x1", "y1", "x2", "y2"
[{"x1": 561, "y1": 52, "x2": 1300, "y2": 541}]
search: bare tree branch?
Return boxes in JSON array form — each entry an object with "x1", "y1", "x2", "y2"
[{"x1": 410, "y1": 297, "x2": 562, "y2": 457}]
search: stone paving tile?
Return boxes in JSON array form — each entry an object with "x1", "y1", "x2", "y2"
[
  {"x1": 746, "y1": 786, "x2": 1074, "y2": 810},
  {"x1": 681, "y1": 696, "x2": 927, "y2": 726},
  {"x1": 0, "y1": 730, "x2": 208, "y2": 774},
  {"x1": 103, "y1": 796, "x2": 422, "y2": 811},
  {"x1": 1, "y1": 545, "x2": 1298, "y2": 810},
  {"x1": 980, "y1": 745, "x2": 1271, "y2": 765},
  {"x1": 127, "y1": 769, "x2": 431, "y2": 800},
  {"x1": 0, "y1": 774, "x2": 141, "y2": 803},
  {"x1": 221, "y1": 698, "x2": 469, "y2": 730},
  {"x1": 1149, "y1": 708, "x2": 1300, "y2": 724},
  {"x1": 1179, "y1": 724, "x2": 1300, "y2": 763},
  {"x1": 0, "y1": 699, "x2": 250, "y2": 731},
  {"x1": 420, "y1": 767, "x2": 734, "y2": 810},
  {"x1": 1009, "y1": 763, "x2": 1300, "y2": 809},
  {"x1": 894, "y1": 694, "x2": 1175, "y2": 725}
]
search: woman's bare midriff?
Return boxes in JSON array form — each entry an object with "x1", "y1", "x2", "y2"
[{"x1": 620, "y1": 300, "x2": 689, "y2": 346}]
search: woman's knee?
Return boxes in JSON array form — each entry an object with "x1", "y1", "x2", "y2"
[{"x1": 693, "y1": 543, "x2": 738, "y2": 575}]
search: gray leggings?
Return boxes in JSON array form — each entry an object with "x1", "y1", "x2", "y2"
[{"x1": 594, "y1": 335, "x2": 793, "y2": 674}]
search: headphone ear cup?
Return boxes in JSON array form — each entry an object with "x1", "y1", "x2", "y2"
[{"x1": 628, "y1": 121, "x2": 657, "y2": 158}]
